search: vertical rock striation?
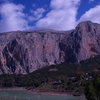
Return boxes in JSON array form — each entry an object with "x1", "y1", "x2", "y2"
[{"x1": 0, "y1": 21, "x2": 100, "y2": 74}]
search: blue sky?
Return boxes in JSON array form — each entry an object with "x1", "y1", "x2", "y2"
[{"x1": 0, "y1": 0, "x2": 100, "y2": 32}]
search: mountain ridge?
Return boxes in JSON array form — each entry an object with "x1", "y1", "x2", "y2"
[{"x1": 0, "y1": 21, "x2": 100, "y2": 74}]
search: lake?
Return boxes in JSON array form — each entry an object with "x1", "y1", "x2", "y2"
[{"x1": 0, "y1": 90, "x2": 87, "y2": 100}]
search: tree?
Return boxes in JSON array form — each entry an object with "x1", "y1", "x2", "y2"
[{"x1": 85, "y1": 76, "x2": 100, "y2": 100}]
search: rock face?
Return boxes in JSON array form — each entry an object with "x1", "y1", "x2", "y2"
[{"x1": 0, "y1": 21, "x2": 100, "y2": 74}]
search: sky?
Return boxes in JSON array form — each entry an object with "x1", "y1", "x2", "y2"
[{"x1": 0, "y1": 0, "x2": 100, "y2": 32}]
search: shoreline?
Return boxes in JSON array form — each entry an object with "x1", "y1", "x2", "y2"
[
  {"x1": 28, "y1": 91, "x2": 72, "y2": 96},
  {"x1": 0, "y1": 87, "x2": 85, "y2": 97}
]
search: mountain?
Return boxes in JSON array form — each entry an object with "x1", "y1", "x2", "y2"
[{"x1": 0, "y1": 21, "x2": 100, "y2": 74}]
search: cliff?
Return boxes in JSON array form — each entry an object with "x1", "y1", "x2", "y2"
[{"x1": 0, "y1": 21, "x2": 100, "y2": 74}]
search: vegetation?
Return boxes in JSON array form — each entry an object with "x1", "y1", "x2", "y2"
[
  {"x1": 85, "y1": 76, "x2": 100, "y2": 100},
  {"x1": 0, "y1": 55, "x2": 99, "y2": 98}
]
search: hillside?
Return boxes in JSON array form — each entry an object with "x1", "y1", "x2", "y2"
[
  {"x1": 0, "y1": 55, "x2": 99, "y2": 96},
  {"x1": 0, "y1": 21, "x2": 100, "y2": 74}
]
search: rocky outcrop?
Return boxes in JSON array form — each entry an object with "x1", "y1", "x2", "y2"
[
  {"x1": 74, "y1": 21, "x2": 100, "y2": 61},
  {"x1": 0, "y1": 21, "x2": 100, "y2": 74}
]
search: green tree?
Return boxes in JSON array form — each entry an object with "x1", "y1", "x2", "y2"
[{"x1": 85, "y1": 77, "x2": 100, "y2": 100}]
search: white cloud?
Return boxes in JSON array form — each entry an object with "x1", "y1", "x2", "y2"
[
  {"x1": 0, "y1": 0, "x2": 13, "y2": 3},
  {"x1": 0, "y1": 3, "x2": 30, "y2": 32},
  {"x1": 79, "y1": 5, "x2": 100, "y2": 24},
  {"x1": 36, "y1": 0, "x2": 81, "y2": 31},
  {"x1": 0, "y1": 0, "x2": 100, "y2": 33},
  {"x1": 29, "y1": 8, "x2": 45, "y2": 21},
  {"x1": 89, "y1": 0, "x2": 94, "y2": 2}
]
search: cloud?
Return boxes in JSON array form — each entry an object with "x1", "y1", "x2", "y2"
[
  {"x1": 0, "y1": 0, "x2": 13, "y2": 3},
  {"x1": 89, "y1": 0, "x2": 94, "y2": 2},
  {"x1": 36, "y1": 0, "x2": 81, "y2": 31},
  {"x1": 79, "y1": 5, "x2": 100, "y2": 24},
  {"x1": 0, "y1": 0, "x2": 100, "y2": 33},
  {"x1": 0, "y1": 3, "x2": 30, "y2": 32},
  {"x1": 29, "y1": 8, "x2": 46, "y2": 21}
]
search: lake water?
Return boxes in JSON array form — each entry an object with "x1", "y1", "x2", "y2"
[{"x1": 0, "y1": 90, "x2": 87, "y2": 100}]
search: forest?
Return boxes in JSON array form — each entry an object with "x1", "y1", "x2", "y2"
[{"x1": 0, "y1": 55, "x2": 100, "y2": 100}]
